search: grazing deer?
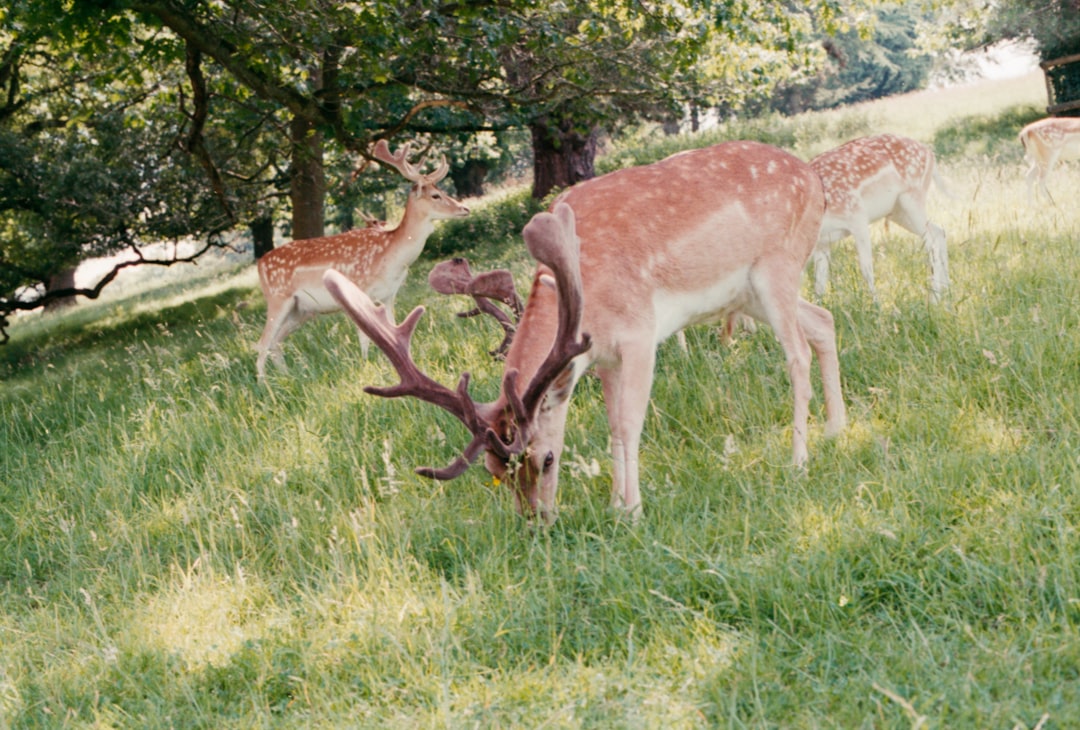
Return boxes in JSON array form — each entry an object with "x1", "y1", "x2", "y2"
[
  {"x1": 810, "y1": 133, "x2": 949, "y2": 303},
  {"x1": 428, "y1": 257, "x2": 523, "y2": 358},
  {"x1": 255, "y1": 140, "x2": 469, "y2": 380},
  {"x1": 325, "y1": 141, "x2": 847, "y2": 524},
  {"x1": 1019, "y1": 116, "x2": 1080, "y2": 203}
]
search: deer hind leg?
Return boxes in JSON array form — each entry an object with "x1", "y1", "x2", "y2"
[
  {"x1": 747, "y1": 261, "x2": 814, "y2": 467},
  {"x1": 256, "y1": 301, "x2": 289, "y2": 379},
  {"x1": 797, "y1": 299, "x2": 846, "y2": 437},
  {"x1": 255, "y1": 298, "x2": 304, "y2": 379},
  {"x1": 597, "y1": 339, "x2": 656, "y2": 521}
]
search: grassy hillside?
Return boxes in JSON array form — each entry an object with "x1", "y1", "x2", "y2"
[{"x1": 3, "y1": 71, "x2": 1080, "y2": 728}]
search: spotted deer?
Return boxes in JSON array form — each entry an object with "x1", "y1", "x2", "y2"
[
  {"x1": 255, "y1": 140, "x2": 469, "y2": 380},
  {"x1": 325, "y1": 141, "x2": 847, "y2": 523},
  {"x1": 810, "y1": 133, "x2": 949, "y2": 303},
  {"x1": 1019, "y1": 116, "x2": 1080, "y2": 203}
]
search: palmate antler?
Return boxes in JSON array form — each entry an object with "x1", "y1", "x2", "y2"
[
  {"x1": 323, "y1": 202, "x2": 590, "y2": 481},
  {"x1": 428, "y1": 258, "x2": 523, "y2": 357},
  {"x1": 372, "y1": 139, "x2": 449, "y2": 185},
  {"x1": 496, "y1": 203, "x2": 591, "y2": 459}
]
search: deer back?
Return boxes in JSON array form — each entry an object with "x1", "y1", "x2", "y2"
[
  {"x1": 812, "y1": 134, "x2": 935, "y2": 224},
  {"x1": 502, "y1": 140, "x2": 824, "y2": 380}
]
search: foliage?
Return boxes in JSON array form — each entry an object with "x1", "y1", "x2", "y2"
[
  {"x1": 2, "y1": 74, "x2": 1080, "y2": 727},
  {"x1": 1, "y1": 0, "x2": 884, "y2": 337},
  {"x1": 768, "y1": 4, "x2": 936, "y2": 114}
]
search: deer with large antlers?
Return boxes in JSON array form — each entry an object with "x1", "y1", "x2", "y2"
[
  {"x1": 326, "y1": 141, "x2": 847, "y2": 523},
  {"x1": 810, "y1": 133, "x2": 949, "y2": 303},
  {"x1": 254, "y1": 140, "x2": 469, "y2": 380},
  {"x1": 1019, "y1": 116, "x2": 1080, "y2": 203}
]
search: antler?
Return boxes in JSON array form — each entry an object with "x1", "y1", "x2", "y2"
[
  {"x1": 323, "y1": 202, "x2": 590, "y2": 480},
  {"x1": 323, "y1": 269, "x2": 498, "y2": 480},
  {"x1": 496, "y1": 202, "x2": 592, "y2": 457},
  {"x1": 372, "y1": 139, "x2": 449, "y2": 185},
  {"x1": 428, "y1": 258, "x2": 523, "y2": 357}
]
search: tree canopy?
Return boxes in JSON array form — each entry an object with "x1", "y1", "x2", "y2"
[{"x1": 2, "y1": 0, "x2": 877, "y2": 341}]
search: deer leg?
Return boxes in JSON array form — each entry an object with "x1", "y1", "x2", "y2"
[
  {"x1": 924, "y1": 222, "x2": 949, "y2": 303},
  {"x1": 256, "y1": 300, "x2": 297, "y2": 379},
  {"x1": 597, "y1": 340, "x2": 656, "y2": 520},
  {"x1": 811, "y1": 247, "x2": 832, "y2": 299},
  {"x1": 1025, "y1": 160, "x2": 1042, "y2": 205},
  {"x1": 748, "y1": 262, "x2": 813, "y2": 467},
  {"x1": 892, "y1": 195, "x2": 949, "y2": 302},
  {"x1": 851, "y1": 222, "x2": 877, "y2": 302},
  {"x1": 797, "y1": 299, "x2": 847, "y2": 438}
]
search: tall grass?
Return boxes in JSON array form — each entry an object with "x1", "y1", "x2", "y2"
[{"x1": 3, "y1": 70, "x2": 1080, "y2": 728}]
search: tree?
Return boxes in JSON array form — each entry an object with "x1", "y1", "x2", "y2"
[
  {"x1": 768, "y1": 5, "x2": 935, "y2": 115},
  {"x1": 0, "y1": 3, "x2": 245, "y2": 339},
  {"x1": 2, "y1": 0, "x2": 876, "y2": 341}
]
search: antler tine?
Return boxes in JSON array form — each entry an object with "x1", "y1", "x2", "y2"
[
  {"x1": 323, "y1": 269, "x2": 495, "y2": 478},
  {"x1": 518, "y1": 202, "x2": 592, "y2": 418},
  {"x1": 429, "y1": 258, "x2": 522, "y2": 357},
  {"x1": 425, "y1": 155, "x2": 450, "y2": 184},
  {"x1": 371, "y1": 138, "x2": 422, "y2": 183}
]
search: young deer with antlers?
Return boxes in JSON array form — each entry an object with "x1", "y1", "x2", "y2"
[
  {"x1": 810, "y1": 133, "x2": 949, "y2": 303},
  {"x1": 326, "y1": 142, "x2": 847, "y2": 523},
  {"x1": 1019, "y1": 116, "x2": 1080, "y2": 203},
  {"x1": 255, "y1": 140, "x2": 469, "y2": 380}
]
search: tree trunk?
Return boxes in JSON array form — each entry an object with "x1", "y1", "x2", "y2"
[
  {"x1": 44, "y1": 267, "x2": 77, "y2": 311},
  {"x1": 289, "y1": 114, "x2": 325, "y2": 240},
  {"x1": 529, "y1": 117, "x2": 599, "y2": 200},
  {"x1": 250, "y1": 215, "x2": 275, "y2": 260},
  {"x1": 449, "y1": 158, "x2": 490, "y2": 198}
]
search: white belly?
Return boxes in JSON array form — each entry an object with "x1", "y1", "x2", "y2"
[{"x1": 652, "y1": 267, "x2": 751, "y2": 343}]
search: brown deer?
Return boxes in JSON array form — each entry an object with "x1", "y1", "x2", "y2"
[
  {"x1": 255, "y1": 140, "x2": 469, "y2": 380},
  {"x1": 326, "y1": 141, "x2": 847, "y2": 523},
  {"x1": 810, "y1": 133, "x2": 949, "y2": 303},
  {"x1": 1019, "y1": 116, "x2": 1080, "y2": 203}
]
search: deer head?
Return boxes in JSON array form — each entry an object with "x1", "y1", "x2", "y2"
[{"x1": 323, "y1": 202, "x2": 590, "y2": 486}]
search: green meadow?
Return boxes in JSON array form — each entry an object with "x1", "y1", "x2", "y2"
[{"x1": 2, "y1": 71, "x2": 1079, "y2": 728}]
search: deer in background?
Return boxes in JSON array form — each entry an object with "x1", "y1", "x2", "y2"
[
  {"x1": 255, "y1": 140, "x2": 469, "y2": 380},
  {"x1": 1019, "y1": 116, "x2": 1080, "y2": 203},
  {"x1": 810, "y1": 133, "x2": 949, "y2": 303},
  {"x1": 325, "y1": 141, "x2": 847, "y2": 524}
]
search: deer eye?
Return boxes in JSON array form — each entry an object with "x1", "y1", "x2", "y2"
[{"x1": 542, "y1": 451, "x2": 555, "y2": 472}]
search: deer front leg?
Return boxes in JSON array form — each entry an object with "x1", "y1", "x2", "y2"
[
  {"x1": 924, "y1": 222, "x2": 949, "y2": 303},
  {"x1": 597, "y1": 340, "x2": 656, "y2": 521},
  {"x1": 851, "y1": 223, "x2": 878, "y2": 302},
  {"x1": 811, "y1": 247, "x2": 832, "y2": 299}
]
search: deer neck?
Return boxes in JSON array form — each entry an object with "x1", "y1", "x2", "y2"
[
  {"x1": 501, "y1": 270, "x2": 561, "y2": 397},
  {"x1": 382, "y1": 202, "x2": 436, "y2": 270}
]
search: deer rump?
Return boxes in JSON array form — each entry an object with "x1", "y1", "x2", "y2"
[{"x1": 326, "y1": 140, "x2": 846, "y2": 521}]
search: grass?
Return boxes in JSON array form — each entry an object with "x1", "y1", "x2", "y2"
[{"x1": 3, "y1": 69, "x2": 1080, "y2": 727}]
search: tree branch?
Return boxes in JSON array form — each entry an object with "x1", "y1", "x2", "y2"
[{"x1": 0, "y1": 237, "x2": 230, "y2": 344}]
